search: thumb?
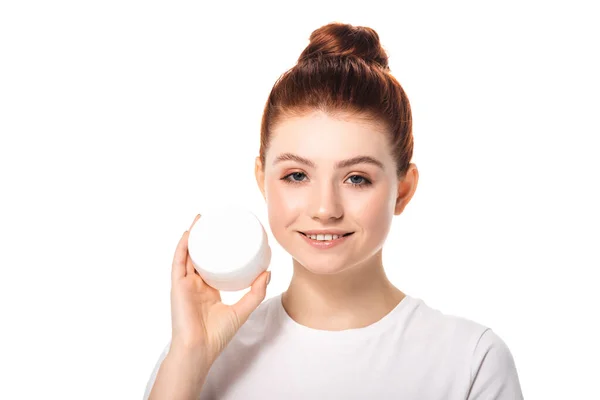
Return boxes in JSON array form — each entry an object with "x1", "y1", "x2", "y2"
[{"x1": 231, "y1": 271, "x2": 271, "y2": 326}]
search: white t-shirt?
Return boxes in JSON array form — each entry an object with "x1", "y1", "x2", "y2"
[{"x1": 143, "y1": 293, "x2": 523, "y2": 399}]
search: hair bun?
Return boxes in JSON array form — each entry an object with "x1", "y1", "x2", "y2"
[{"x1": 298, "y1": 22, "x2": 389, "y2": 70}]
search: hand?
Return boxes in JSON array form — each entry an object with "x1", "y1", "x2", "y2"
[{"x1": 169, "y1": 214, "x2": 271, "y2": 364}]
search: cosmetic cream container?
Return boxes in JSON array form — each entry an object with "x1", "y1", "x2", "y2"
[{"x1": 187, "y1": 205, "x2": 271, "y2": 291}]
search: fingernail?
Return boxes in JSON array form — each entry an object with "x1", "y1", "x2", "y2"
[{"x1": 266, "y1": 271, "x2": 271, "y2": 285}]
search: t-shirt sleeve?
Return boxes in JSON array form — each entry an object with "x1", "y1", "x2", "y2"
[
  {"x1": 467, "y1": 328, "x2": 524, "y2": 400},
  {"x1": 142, "y1": 341, "x2": 171, "y2": 400}
]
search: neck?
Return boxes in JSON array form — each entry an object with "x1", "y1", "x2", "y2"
[{"x1": 281, "y1": 250, "x2": 405, "y2": 331}]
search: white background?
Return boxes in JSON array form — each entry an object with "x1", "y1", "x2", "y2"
[{"x1": 1, "y1": 1, "x2": 598, "y2": 398}]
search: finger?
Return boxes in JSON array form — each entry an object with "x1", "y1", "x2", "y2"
[
  {"x1": 231, "y1": 271, "x2": 271, "y2": 326},
  {"x1": 186, "y1": 255, "x2": 209, "y2": 291},
  {"x1": 185, "y1": 214, "x2": 202, "y2": 277},
  {"x1": 189, "y1": 213, "x2": 201, "y2": 231},
  {"x1": 171, "y1": 231, "x2": 189, "y2": 281},
  {"x1": 185, "y1": 252, "x2": 201, "y2": 280}
]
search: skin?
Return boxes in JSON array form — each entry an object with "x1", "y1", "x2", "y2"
[{"x1": 255, "y1": 110, "x2": 419, "y2": 331}]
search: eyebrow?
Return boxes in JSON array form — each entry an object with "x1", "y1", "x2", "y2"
[{"x1": 272, "y1": 153, "x2": 385, "y2": 170}]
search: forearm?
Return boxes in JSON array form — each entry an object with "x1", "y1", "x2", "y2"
[{"x1": 148, "y1": 345, "x2": 211, "y2": 400}]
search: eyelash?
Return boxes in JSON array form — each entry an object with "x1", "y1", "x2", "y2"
[{"x1": 281, "y1": 172, "x2": 372, "y2": 188}]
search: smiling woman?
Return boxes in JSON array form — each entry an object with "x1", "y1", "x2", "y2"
[
  {"x1": 144, "y1": 22, "x2": 524, "y2": 400},
  {"x1": 256, "y1": 110, "x2": 409, "y2": 278}
]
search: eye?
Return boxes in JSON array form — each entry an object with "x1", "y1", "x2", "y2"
[
  {"x1": 281, "y1": 172, "x2": 372, "y2": 187},
  {"x1": 282, "y1": 172, "x2": 308, "y2": 184},
  {"x1": 346, "y1": 175, "x2": 370, "y2": 186}
]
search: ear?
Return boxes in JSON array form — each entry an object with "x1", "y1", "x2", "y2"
[
  {"x1": 394, "y1": 163, "x2": 419, "y2": 215},
  {"x1": 255, "y1": 156, "x2": 266, "y2": 201}
]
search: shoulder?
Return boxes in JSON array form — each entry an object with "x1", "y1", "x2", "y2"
[
  {"x1": 471, "y1": 328, "x2": 516, "y2": 366},
  {"x1": 405, "y1": 297, "x2": 523, "y2": 398},
  {"x1": 406, "y1": 297, "x2": 492, "y2": 347},
  {"x1": 467, "y1": 328, "x2": 524, "y2": 399}
]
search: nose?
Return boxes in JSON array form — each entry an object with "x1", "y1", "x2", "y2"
[{"x1": 309, "y1": 180, "x2": 343, "y2": 222}]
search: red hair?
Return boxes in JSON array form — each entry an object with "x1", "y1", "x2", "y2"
[{"x1": 259, "y1": 22, "x2": 414, "y2": 178}]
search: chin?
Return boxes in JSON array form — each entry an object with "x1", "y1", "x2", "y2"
[{"x1": 292, "y1": 254, "x2": 356, "y2": 275}]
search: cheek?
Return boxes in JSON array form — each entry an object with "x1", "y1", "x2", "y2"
[
  {"x1": 265, "y1": 180, "x2": 300, "y2": 229},
  {"x1": 351, "y1": 190, "x2": 395, "y2": 238}
]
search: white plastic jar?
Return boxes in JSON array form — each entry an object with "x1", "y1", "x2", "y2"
[{"x1": 187, "y1": 205, "x2": 271, "y2": 291}]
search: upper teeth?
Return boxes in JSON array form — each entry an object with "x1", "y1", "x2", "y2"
[{"x1": 307, "y1": 233, "x2": 342, "y2": 241}]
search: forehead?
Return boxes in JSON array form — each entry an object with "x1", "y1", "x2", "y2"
[{"x1": 267, "y1": 111, "x2": 390, "y2": 163}]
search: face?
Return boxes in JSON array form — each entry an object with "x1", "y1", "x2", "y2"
[{"x1": 255, "y1": 110, "x2": 417, "y2": 275}]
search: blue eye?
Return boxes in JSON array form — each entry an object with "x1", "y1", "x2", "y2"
[
  {"x1": 281, "y1": 172, "x2": 372, "y2": 187},
  {"x1": 288, "y1": 172, "x2": 306, "y2": 182},
  {"x1": 348, "y1": 175, "x2": 366, "y2": 185}
]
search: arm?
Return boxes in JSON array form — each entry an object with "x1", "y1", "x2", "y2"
[
  {"x1": 144, "y1": 342, "x2": 212, "y2": 400},
  {"x1": 143, "y1": 218, "x2": 271, "y2": 399},
  {"x1": 467, "y1": 328, "x2": 524, "y2": 400}
]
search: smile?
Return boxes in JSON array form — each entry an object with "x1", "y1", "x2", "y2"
[
  {"x1": 298, "y1": 231, "x2": 354, "y2": 249},
  {"x1": 299, "y1": 232, "x2": 353, "y2": 241}
]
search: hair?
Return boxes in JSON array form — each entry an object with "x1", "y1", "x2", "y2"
[{"x1": 259, "y1": 22, "x2": 414, "y2": 178}]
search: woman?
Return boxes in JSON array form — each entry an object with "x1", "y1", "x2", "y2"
[{"x1": 144, "y1": 22, "x2": 523, "y2": 400}]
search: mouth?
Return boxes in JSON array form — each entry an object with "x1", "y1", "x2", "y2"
[
  {"x1": 297, "y1": 231, "x2": 354, "y2": 248},
  {"x1": 298, "y1": 231, "x2": 354, "y2": 242}
]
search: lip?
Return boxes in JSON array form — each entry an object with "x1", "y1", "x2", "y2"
[
  {"x1": 298, "y1": 231, "x2": 354, "y2": 249},
  {"x1": 300, "y1": 229, "x2": 354, "y2": 236}
]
